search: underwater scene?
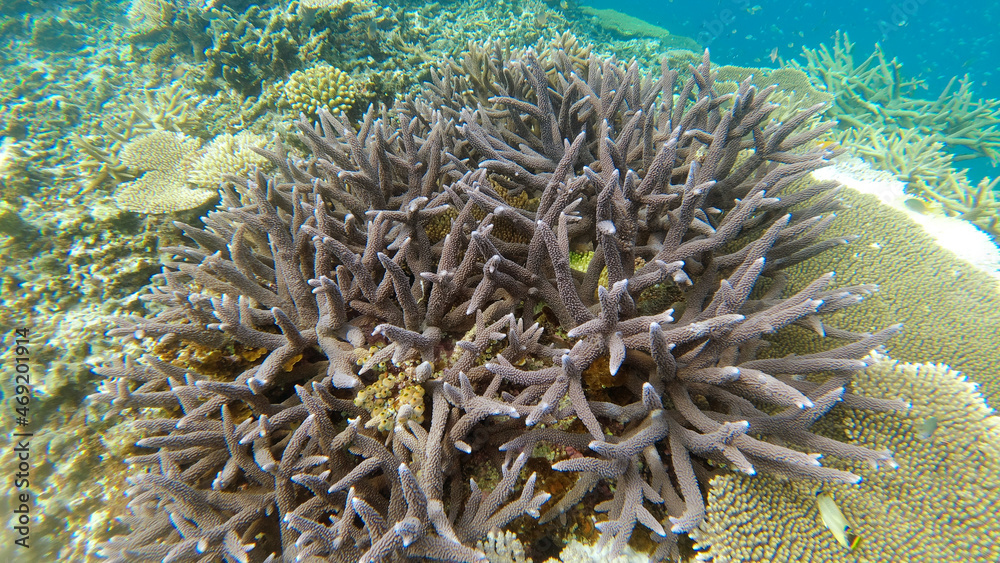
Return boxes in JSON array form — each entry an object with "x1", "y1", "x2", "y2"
[{"x1": 1, "y1": 0, "x2": 999, "y2": 561}]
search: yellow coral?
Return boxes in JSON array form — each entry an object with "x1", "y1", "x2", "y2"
[
  {"x1": 114, "y1": 170, "x2": 215, "y2": 214},
  {"x1": 119, "y1": 130, "x2": 198, "y2": 172},
  {"x1": 188, "y1": 131, "x2": 272, "y2": 189},
  {"x1": 113, "y1": 131, "x2": 215, "y2": 214},
  {"x1": 282, "y1": 65, "x2": 356, "y2": 119},
  {"x1": 353, "y1": 349, "x2": 427, "y2": 432}
]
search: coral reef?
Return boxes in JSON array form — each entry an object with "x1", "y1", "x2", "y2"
[
  {"x1": 121, "y1": 0, "x2": 702, "y2": 134},
  {"x1": 693, "y1": 352, "x2": 1000, "y2": 562},
  {"x1": 793, "y1": 31, "x2": 1000, "y2": 163},
  {"x1": 764, "y1": 176, "x2": 1000, "y2": 408},
  {"x1": 837, "y1": 124, "x2": 1000, "y2": 238},
  {"x1": 92, "y1": 46, "x2": 903, "y2": 562},
  {"x1": 6, "y1": 0, "x2": 999, "y2": 560},
  {"x1": 0, "y1": 8, "x2": 697, "y2": 559},
  {"x1": 282, "y1": 64, "x2": 357, "y2": 119},
  {"x1": 125, "y1": 0, "x2": 396, "y2": 98}
]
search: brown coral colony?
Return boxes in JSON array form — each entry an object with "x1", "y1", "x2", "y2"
[{"x1": 92, "y1": 47, "x2": 906, "y2": 562}]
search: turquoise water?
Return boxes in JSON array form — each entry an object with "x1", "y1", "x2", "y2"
[{"x1": 1, "y1": 1, "x2": 998, "y2": 562}]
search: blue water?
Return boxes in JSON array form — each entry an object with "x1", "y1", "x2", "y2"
[{"x1": 585, "y1": 0, "x2": 1000, "y2": 180}]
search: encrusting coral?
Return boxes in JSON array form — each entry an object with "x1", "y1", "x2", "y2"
[{"x1": 92, "y1": 46, "x2": 905, "y2": 562}]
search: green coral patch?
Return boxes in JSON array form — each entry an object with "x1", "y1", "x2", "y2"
[{"x1": 580, "y1": 6, "x2": 700, "y2": 50}]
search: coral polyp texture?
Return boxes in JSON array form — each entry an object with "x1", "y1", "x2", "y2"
[
  {"x1": 92, "y1": 47, "x2": 904, "y2": 562},
  {"x1": 693, "y1": 353, "x2": 1000, "y2": 562},
  {"x1": 282, "y1": 64, "x2": 356, "y2": 119}
]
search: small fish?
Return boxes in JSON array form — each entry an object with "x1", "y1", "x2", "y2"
[
  {"x1": 813, "y1": 140, "x2": 839, "y2": 152},
  {"x1": 769, "y1": 47, "x2": 779, "y2": 63},
  {"x1": 903, "y1": 198, "x2": 933, "y2": 214},
  {"x1": 917, "y1": 416, "x2": 938, "y2": 440},
  {"x1": 816, "y1": 493, "x2": 855, "y2": 549}
]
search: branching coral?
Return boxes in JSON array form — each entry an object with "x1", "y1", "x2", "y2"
[
  {"x1": 282, "y1": 64, "x2": 356, "y2": 119},
  {"x1": 836, "y1": 122, "x2": 1000, "y2": 238},
  {"x1": 92, "y1": 46, "x2": 903, "y2": 561},
  {"x1": 793, "y1": 31, "x2": 1000, "y2": 163},
  {"x1": 836, "y1": 123, "x2": 953, "y2": 193}
]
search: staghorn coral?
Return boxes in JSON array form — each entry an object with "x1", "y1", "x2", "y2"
[
  {"x1": 836, "y1": 123, "x2": 953, "y2": 194},
  {"x1": 836, "y1": 124, "x2": 1000, "y2": 237},
  {"x1": 282, "y1": 64, "x2": 357, "y2": 119},
  {"x1": 693, "y1": 352, "x2": 1000, "y2": 562},
  {"x1": 793, "y1": 31, "x2": 1000, "y2": 163},
  {"x1": 92, "y1": 47, "x2": 903, "y2": 561},
  {"x1": 923, "y1": 175, "x2": 1000, "y2": 236}
]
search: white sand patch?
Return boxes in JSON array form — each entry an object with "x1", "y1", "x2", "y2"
[{"x1": 812, "y1": 157, "x2": 1000, "y2": 281}]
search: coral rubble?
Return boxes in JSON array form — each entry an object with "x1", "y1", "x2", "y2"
[{"x1": 92, "y1": 46, "x2": 905, "y2": 562}]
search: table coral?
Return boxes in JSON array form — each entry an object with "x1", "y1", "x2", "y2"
[
  {"x1": 113, "y1": 130, "x2": 216, "y2": 213},
  {"x1": 693, "y1": 353, "x2": 1000, "y2": 562},
  {"x1": 766, "y1": 182, "x2": 1000, "y2": 410}
]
